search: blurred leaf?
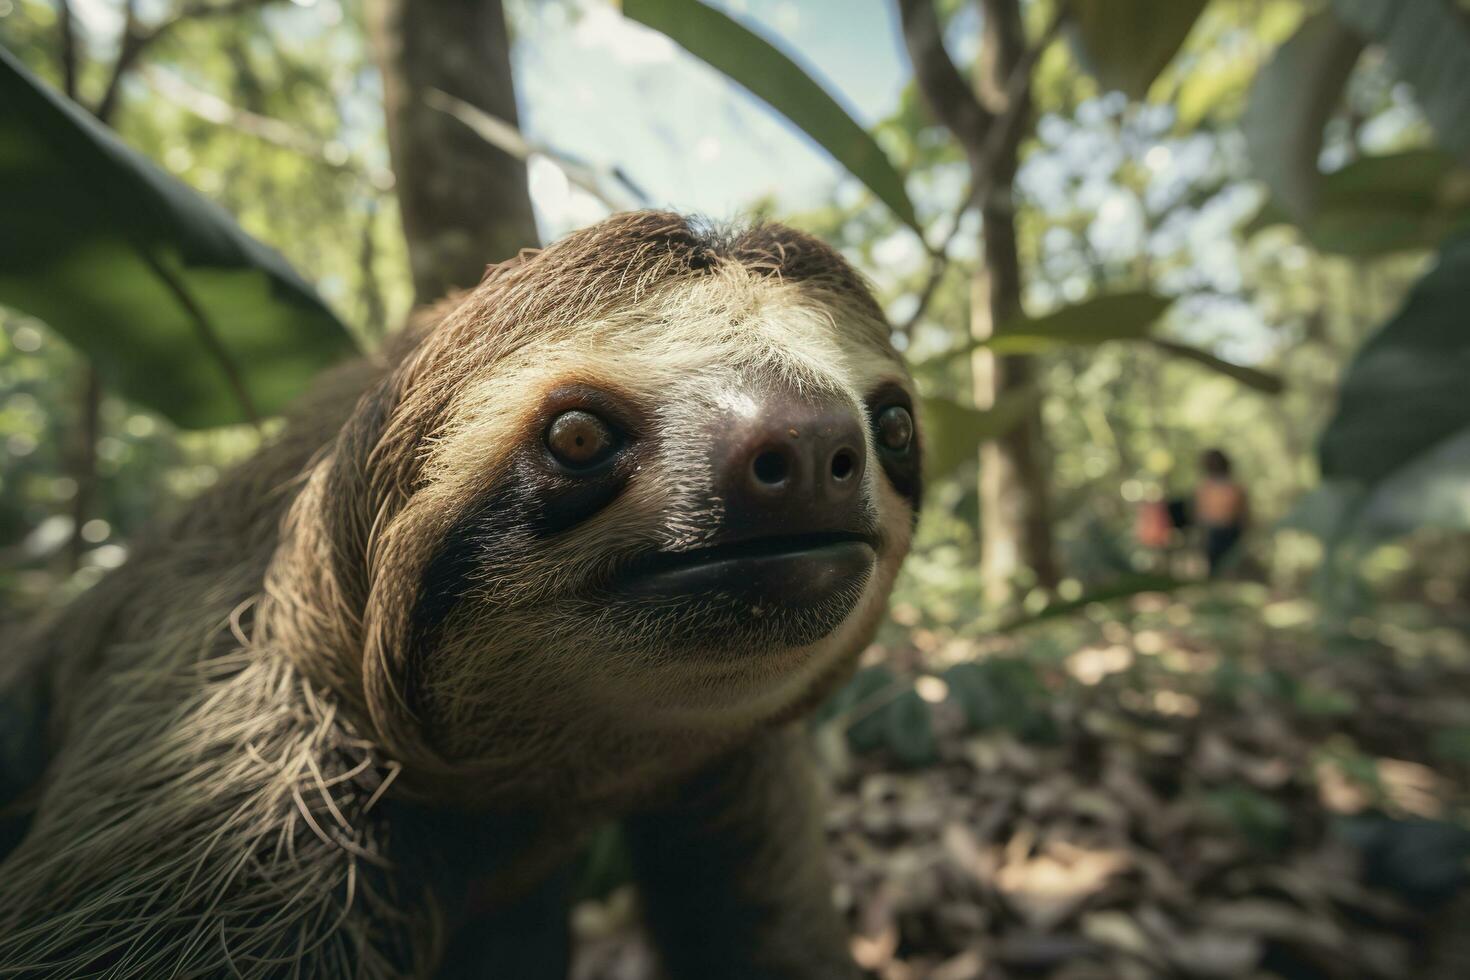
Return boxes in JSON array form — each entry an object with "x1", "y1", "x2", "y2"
[
  {"x1": 921, "y1": 291, "x2": 1174, "y2": 363},
  {"x1": 572, "y1": 822, "x2": 633, "y2": 902},
  {"x1": 944, "y1": 659, "x2": 1049, "y2": 738},
  {"x1": 882, "y1": 689, "x2": 939, "y2": 768},
  {"x1": 1337, "y1": 814, "x2": 1470, "y2": 905},
  {"x1": 921, "y1": 292, "x2": 1278, "y2": 391},
  {"x1": 840, "y1": 665, "x2": 903, "y2": 754},
  {"x1": 1354, "y1": 428, "x2": 1470, "y2": 533},
  {"x1": 1204, "y1": 785, "x2": 1291, "y2": 852},
  {"x1": 988, "y1": 291, "x2": 1174, "y2": 354},
  {"x1": 1145, "y1": 338, "x2": 1285, "y2": 394},
  {"x1": 1429, "y1": 727, "x2": 1470, "y2": 765},
  {"x1": 1319, "y1": 233, "x2": 1470, "y2": 487},
  {"x1": 997, "y1": 574, "x2": 1186, "y2": 632},
  {"x1": 1243, "y1": 12, "x2": 1364, "y2": 221},
  {"x1": 1330, "y1": 0, "x2": 1470, "y2": 162},
  {"x1": 1070, "y1": 0, "x2": 1209, "y2": 100},
  {"x1": 1174, "y1": 52, "x2": 1259, "y2": 131},
  {"x1": 621, "y1": 0, "x2": 919, "y2": 231},
  {"x1": 1247, "y1": 150, "x2": 1470, "y2": 256},
  {"x1": 0, "y1": 45, "x2": 357, "y2": 428},
  {"x1": 921, "y1": 388, "x2": 1041, "y2": 482}
]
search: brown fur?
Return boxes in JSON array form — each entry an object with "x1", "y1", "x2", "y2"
[{"x1": 0, "y1": 211, "x2": 919, "y2": 978}]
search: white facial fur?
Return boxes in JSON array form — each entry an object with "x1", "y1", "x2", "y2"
[{"x1": 401, "y1": 266, "x2": 918, "y2": 789}]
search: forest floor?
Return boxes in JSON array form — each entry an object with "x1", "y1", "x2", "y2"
[{"x1": 570, "y1": 583, "x2": 1470, "y2": 980}]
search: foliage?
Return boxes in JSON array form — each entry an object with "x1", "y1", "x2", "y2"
[
  {"x1": 1243, "y1": 11, "x2": 1364, "y2": 222},
  {"x1": 620, "y1": 0, "x2": 919, "y2": 231},
  {"x1": 0, "y1": 45, "x2": 357, "y2": 428},
  {"x1": 1330, "y1": 0, "x2": 1470, "y2": 161},
  {"x1": 1069, "y1": 0, "x2": 1209, "y2": 100},
  {"x1": 1305, "y1": 233, "x2": 1470, "y2": 545}
]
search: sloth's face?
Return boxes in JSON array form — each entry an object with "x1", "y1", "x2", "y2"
[{"x1": 358, "y1": 227, "x2": 920, "y2": 791}]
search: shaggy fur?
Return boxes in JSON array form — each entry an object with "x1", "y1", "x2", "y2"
[{"x1": 0, "y1": 211, "x2": 921, "y2": 978}]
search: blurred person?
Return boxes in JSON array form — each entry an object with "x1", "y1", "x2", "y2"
[
  {"x1": 1136, "y1": 449, "x2": 1250, "y2": 578},
  {"x1": 1191, "y1": 448, "x2": 1250, "y2": 577}
]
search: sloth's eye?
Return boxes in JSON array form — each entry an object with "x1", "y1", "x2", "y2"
[
  {"x1": 545, "y1": 410, "x2": 618, "y2": 470},
  {"x1": 875, "y1": 405, "x2": 914, "y2": 453}
]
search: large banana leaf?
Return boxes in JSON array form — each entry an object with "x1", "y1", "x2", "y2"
[
  {"x1": 1243, "y1": 12, "x2": 1364, "y2": 222},
  {"x1": 1330, "y1": 0, "x2": 1470, "y2": 162},
  {"x1": 0, "y1": 45, "x2": 357, "y2": 428},
  {"x1": 1292, "y1": 234, "x2": 1470, "y2": 546},
  {"x1": 620, "y1": 0, "x2": 918, "y2": 232},
  {"x1": 1319, "y1": 233, "x2": 1470, "y2": 488},
  {"x1": 1070, "y1": 0, "x2": 1209, "y2": 100},
  {"x1": 1245, "y1": 150, "x2": 1470, "y2": 257}
]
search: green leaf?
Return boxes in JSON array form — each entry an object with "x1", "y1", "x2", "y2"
[
  {"x1": 920, "y1": 291, "x2": 1174, "y2": 363},
  {"x1": 0, "y1": 45, "x2": 357, "y2": 429},
  {"x1": 1144, "y1": 338, "x2": 1285, "y2": 394},
  {"x1": 943, "y1": 659, "x2": 1046, "y2": 735},
  {"x1": 571, "y1": 822, "x2": 633, "y2": 902},
  {"x1": 996, "y1": 573, "x2": 1186, "y2": 632},
  {"x1": 1071, "y1": 0, "x2": 1210, "y2": 100},
  {"x1": 841, "y1": 666, "x2": 902, "y2": 754},
  {"x1": 1205, "y1": 785, "x2": 1291, "y2": 852},
  {"x1": 919, "y1": 292, "x2": 1278, "y2": 393},
  {"x1": 881, "y1": 688, "x2": 938, "y2": 769},
  {"x1": 1246, "y1": 150, "x2": 1470, "y2": 256},
  {"x1": 988, "y1": 291, "x2": 1174, "y2": 354},
  {"x1": 621, "y1": 0, "x2": 918, "y2": 231},
  {"x1": 1243, "y1": 12, "x2": 1364, "y2": 221},
  {"x1": 921, "y1": 388, "x2": 1041, "y2": 483},
  {"x1": 1330, "y1": 0, "x2": 1470, "y2": 162},
  {"x1": 1319, "y1": 233, "x2": 1470, "y2": 487}
]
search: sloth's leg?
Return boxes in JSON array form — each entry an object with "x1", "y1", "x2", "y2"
[
  {"x1": 0, "y1": 655, "x2": 52, "y2": 863},
  {"x1": 624, "y1": 725, "x2": 859, "y2": 980},
  {"x1": 434, "y1": 865, "x2": 573, "y2": 980}
]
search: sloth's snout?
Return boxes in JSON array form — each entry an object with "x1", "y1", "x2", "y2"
[{"x1": 714, "y1": 391, "x2": 867, "y2": 535}]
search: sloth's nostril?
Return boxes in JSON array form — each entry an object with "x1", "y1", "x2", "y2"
[
  {"x1": 752, "y1": 450, "x2": 790, "y2": 486},
  {"x1": 831, "y1": 449, "x2": 855, "y2": 481}
]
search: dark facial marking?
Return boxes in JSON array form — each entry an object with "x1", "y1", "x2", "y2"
[
  {"x1": 866, "y1": 383, "x2": 922, "y2": 510},
  {"x1": 411, "y1": 386, "x2": 649, "y2": 646}
]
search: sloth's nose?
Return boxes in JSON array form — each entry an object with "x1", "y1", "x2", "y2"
[{"x1": 713, "y1": 392, "x2": 867, "y2": 533}]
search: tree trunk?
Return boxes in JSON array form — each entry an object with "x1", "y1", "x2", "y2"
[
  {"x1": 971, "y1": 0, "x2": 1058, "y2": 604},
  {"x1": 368, "y1": 0, "x2": 540, "y2": 304}
]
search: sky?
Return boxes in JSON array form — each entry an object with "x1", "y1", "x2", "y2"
[{"x1": 514, "y1": 0, "x2": 913, "y2": 237}]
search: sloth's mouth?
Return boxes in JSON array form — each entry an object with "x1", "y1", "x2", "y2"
[{"x1": 613, "y1": 531, "x2": 878, "y2": 605}]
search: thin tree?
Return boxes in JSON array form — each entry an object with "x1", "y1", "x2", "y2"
[
  {"x1": 368, "y1": 0, "x2": 540, "y2": 303},
  {"x1": 898, "y1": 0, "x2": 1068, "y2": 603}
]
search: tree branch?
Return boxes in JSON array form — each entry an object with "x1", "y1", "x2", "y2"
[
  {"x1": 977, "y1": 0, "x2": 1072, "y2": 197},
  {"x1": 426, "y1": 88, "x2": 647, "y2": 211},
  {"x1": 898, "y1": 0, "x2": 1072, "y2": 201},
  {"x1": 56, "y1": 0, "x2": 79, "y2": 98},
  {"x1": 899, "y1": 192, "x2": 975, "y2": 336},
  {"x1": 896, "y1": 0, "x2": 993, "y2": 151},
  {"x1": 144, "y1": 66, "x2": 396, "y2": 188},
  {"x1": 95, "y1": 0, "x2": 279, "y2": 122}
]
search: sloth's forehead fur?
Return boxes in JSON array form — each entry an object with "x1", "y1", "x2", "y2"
[
  {"x1": 428, "y1": 270, "x2": 902, "y2": 488},
  {"x1": 403, "y1": 212, "x2": 911, "y2": 507}
]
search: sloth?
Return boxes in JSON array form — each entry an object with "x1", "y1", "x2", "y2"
[{"x1": 0, "y1": 211, "x2": 921, "y2": 979}]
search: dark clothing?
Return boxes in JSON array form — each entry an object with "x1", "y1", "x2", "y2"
[{"x1": 1204, "y1": 524, "x2": 1243, "y2": 577}]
